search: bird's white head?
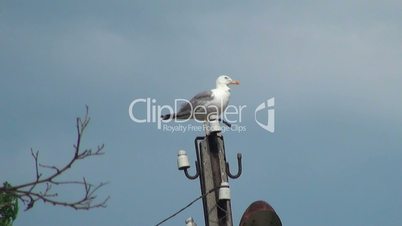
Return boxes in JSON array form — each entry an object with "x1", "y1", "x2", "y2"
[{"x1": 216, "y1": 75, "x2": 240, "y2": 90}]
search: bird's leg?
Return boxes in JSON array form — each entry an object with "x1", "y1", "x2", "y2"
[
  {"x1": 219, "y1": 118, "x2": 232, "y2": 128},
  {"x1": 204, "y1": 121, "x2": 210, "y2": 135}
]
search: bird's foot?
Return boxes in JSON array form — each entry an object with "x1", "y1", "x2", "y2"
[{"x1": 219, "y1": 118, "x2": 232, "y2": 128}]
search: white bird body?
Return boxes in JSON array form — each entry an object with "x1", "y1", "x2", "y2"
[
  {"x1": 161, "y1": 75, "x2": 240, "y2": 122},
  {"x1": 207, "y1": 88, "x2": 230, "y2": 118}
]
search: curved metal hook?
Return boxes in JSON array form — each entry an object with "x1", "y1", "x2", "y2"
[
  {"x1": 226, "y1": 153, "x2": 242, "y2": 179},
  {"x1": 184, "y1": 161, "x2": 199, "y2": 180}
]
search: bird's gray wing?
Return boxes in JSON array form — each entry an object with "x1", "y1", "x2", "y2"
[
  {"x1": 190, "y1": 90, "x2": 214, "y2": 107},
  {"x1": 175, "y1": 90, "x2": 214, "y2": 118}
]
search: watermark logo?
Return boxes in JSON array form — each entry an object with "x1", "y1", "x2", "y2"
[
  {"x1": 254, "y1": 97, "x2": 275, "y2": 133},
  {"x1": 128, "y1": 97, "x2": 275, "y2": 133}
]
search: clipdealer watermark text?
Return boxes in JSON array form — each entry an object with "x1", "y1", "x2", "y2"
[{"x1": 128, "y1": 97, "x2": 275, "y2": 133}]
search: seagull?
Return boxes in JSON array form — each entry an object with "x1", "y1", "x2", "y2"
[{"x1": 161, "y1": 75, "x2": 240, "y2": 125}]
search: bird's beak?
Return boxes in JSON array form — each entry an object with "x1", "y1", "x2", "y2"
[{"x1": 229, "y1": 80, "x2": 240, "y2": 85}]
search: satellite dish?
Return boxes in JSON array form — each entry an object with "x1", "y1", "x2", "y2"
[{"x1": 239, "y1": 200, "x2": 282, "y2": 226}]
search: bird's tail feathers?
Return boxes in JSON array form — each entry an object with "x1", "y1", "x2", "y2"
[
  {"x1": 161, "y1": 114, "x2": 174, "y2": 120},
  {"x1": 161, "y1": 111, "x2": 192, "y2": 120}
]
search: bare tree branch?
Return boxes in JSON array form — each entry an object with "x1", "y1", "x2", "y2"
[{"x1": 0, "y1": 106, "x2": 109, "y2": 211}]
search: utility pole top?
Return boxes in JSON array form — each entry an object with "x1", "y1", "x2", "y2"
[{"x1": 177, "y1": 127, "x2": 243, "y2": 226}]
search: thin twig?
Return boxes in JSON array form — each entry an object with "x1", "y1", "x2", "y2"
[{"x1": 0, "y1": 106, "x2": 108, "y2": 211}]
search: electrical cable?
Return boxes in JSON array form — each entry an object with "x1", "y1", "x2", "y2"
[{"x1": 155, "y1": 186, "x2": 221, "y2": 226}]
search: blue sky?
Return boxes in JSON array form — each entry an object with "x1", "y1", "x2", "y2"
[{"x1": 1, "y1": 1, "x2": 402, "y2": 225}]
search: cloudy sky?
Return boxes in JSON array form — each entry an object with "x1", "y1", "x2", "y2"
[{"x1": 1, "y1": 1, "x2": 402, "y2": 225}]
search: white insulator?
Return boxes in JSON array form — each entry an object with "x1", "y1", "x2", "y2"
[
  {"x1": 219, "y1": 182, "x2": 231, "y2": 200},
  {"x1": 177, "y1": 150, "x2": 190, "y2": 170},
  {"x1": 185, "y1": 217, "x2": 197, "y2": 226}
]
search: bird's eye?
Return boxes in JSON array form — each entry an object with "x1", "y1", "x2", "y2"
[{"x1": 224, "y1": 76, "x2": 229, "y2": 79}]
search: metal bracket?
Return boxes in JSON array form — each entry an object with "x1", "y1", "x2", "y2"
[
  {"x1": 183, "y1": 161, "x2": 200, "y2": 180},
  {"x1": 226, "y1": 153, "x2": 242, "y2": 179}
]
